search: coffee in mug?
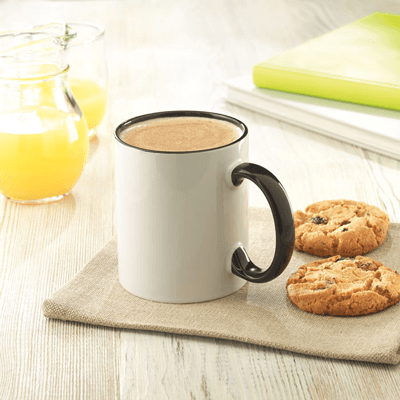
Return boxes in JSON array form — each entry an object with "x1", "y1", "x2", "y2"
[
  {"x1": 114, "y1": 111, "x2": 295, "y2": 303},
  {"x1": 120, "y1": 116, "x2": 241, "y2": 152}
]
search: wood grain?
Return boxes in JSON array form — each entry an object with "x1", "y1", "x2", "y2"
[{"x1": 1, "y1": 0, "x2": 400, "y2": 399}]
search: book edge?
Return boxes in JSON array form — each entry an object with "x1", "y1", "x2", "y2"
[
  {"x1": 253, "y1": 64, "x2": 400, "y2": 90},
  {"x1": 224, "y1": 79, "x2": 400, "y2": 161}
]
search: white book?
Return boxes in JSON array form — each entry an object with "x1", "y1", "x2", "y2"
[{"x1": 224, "y1": 75, "x2": 400, "y2": 160}]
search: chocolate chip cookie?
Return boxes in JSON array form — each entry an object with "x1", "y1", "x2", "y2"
[
  {"x1": 286, "y1": 256, "x2": 400, "y2": 316},
  {"x1": 294, "y1": 200, "x2": 389, "y2": 257}
]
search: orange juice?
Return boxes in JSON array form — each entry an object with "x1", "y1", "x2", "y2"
[
  {"x1": 0, "y1": 106, "x2": 88, "y2": 201},
  {"x1": 70, "y1": 78, "x2": 107, "y2": 131}
]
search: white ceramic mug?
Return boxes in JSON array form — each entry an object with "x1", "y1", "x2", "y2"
[{"x1": 114, "y1": 111, "x2": 294, "y2": 303}]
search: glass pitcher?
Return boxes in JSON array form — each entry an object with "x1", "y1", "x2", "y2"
[
  {"x1": 0, "y1": 26, "x2": 89, "y2": 204},
  {"x1": 32, "y1": 22, "x2": 108, "y2": 140}
]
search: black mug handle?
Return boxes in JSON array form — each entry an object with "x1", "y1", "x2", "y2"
[{"x1": 231, "y1": 163, "x2": 295, "y2": 283}]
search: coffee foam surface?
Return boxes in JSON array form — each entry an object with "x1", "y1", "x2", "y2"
[{"x1": 120, "y1": 117, "x2": 242, "y2": 152}]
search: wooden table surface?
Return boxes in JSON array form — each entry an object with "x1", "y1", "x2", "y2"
[{"x1": 1, "y1": 0, "x2": 400, "y2": 399}]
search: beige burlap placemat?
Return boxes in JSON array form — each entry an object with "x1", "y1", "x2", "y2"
[{"x1": 43, "y1": 208, "x2": 400, "y2": 364}]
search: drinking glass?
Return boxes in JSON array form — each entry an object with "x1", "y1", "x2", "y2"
[{"x1": 66, "y1": 22, "x2": 108, "y2": 139}]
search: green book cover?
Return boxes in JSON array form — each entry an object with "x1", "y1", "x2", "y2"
[{"x1": 253, "y1": 12, "x2": 400, "y2": 111}]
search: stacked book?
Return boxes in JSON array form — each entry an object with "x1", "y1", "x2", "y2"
[{"x1": 225, "y1": 12, "x2": 400, "y2": 160}]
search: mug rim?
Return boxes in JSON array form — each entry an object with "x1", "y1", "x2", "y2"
[{"x1": 114, "y1": 110, "x2": 248, "y2": 154}]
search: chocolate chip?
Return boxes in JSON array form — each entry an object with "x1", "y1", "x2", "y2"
[
  {"x1": 340, "y1": 220, "x2": 350, "y2": 226},
  {"x1": 342, "y1": 228, "x2": 348, "y2": 232},
  {"x1": 366, "y1": 212, "x2": 370, "y2": 215},
  {"x1": 311, "y1": 216, "x2": 327, "y2": 225},
  {"x1": 335, "y1": 257, "x2": 347, "y2": 263},
  {"x1": 358, "y1": 262, "x2": 379, "y2": 271}
]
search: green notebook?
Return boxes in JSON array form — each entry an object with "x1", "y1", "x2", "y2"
[{"x1": 253, "y1": 12, "x2": 400, "y2": 111}]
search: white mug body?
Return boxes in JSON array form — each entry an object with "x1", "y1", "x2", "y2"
[{"x1": 115, "y1": 112, "x2": 249, "y2": 303}]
